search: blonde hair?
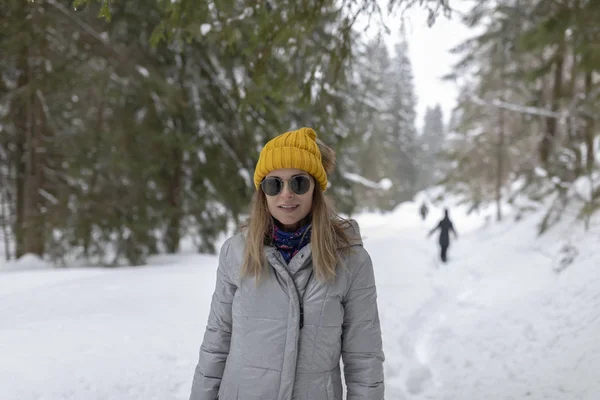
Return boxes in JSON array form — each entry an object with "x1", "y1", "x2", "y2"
[{"x1": 241, "y1": 138, "x2": 353, "y2": 282}]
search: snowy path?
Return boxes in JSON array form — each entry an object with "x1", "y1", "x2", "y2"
[
  {"x1": 1, "y1": 202, "x2": 600, "y2": 399},
  {"x1": 366, "y1": 205, "x2": 600, "y2": 400}
]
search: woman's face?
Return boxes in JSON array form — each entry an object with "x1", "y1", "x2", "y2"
[{"x1": 262, "y1": 168, "x2": 315, "y2": 231}]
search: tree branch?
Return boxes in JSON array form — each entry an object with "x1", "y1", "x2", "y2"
[
  {"x1": 48, "y1": 0, "x2": 109, "y2": 45},
  {"x1": 469, "y1": 95, "x2": 566, "y2": 119}
]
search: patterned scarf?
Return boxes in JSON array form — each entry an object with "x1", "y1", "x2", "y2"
[{"x1": 271, "y1": 222, "x2": 312, "y2": 264}]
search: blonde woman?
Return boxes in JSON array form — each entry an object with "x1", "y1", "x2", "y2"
[{"x1": 189, "y1": 127, "x2": 384, "y2": 400}]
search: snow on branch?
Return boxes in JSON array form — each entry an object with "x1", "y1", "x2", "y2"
[
  {"x1": 36, "y1": 90, "x2": 60, "y2": 135},
  {"x1": 342, "y1": 172, "x2": 392, "y2": 190},
  {"x1": 469, "y1": 95, "x2": 565, "y2": 119},
  {"x1": 38, "y1": 188, "x2": 59, "y2": 205},
  {"x1": 48, "y1": 0, "x2": 109, "y2": 45},
  {"x1": 50, "y1": 0, "x2": 156, "y2": 82}
]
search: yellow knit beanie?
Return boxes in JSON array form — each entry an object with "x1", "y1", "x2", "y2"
[{"x1": 253, "y1": 127, "x2": 328, "y2": 191}]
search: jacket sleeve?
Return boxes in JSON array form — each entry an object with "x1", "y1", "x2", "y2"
[
  {"x1": 341, "y1": 254, "x2": 385, "y2": 400},
  {"x1": 190, "y1": 239, "x2": 237, "y2": 400}
]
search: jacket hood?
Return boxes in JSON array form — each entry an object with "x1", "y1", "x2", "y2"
[{"x1": 342, "y1": 218, "x2": 364, "y2": 247}]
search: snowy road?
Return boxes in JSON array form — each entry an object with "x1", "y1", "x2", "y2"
[
  {"x1": 1, "y1": 200, "x2": 600, "y2": 399},
  {"x1": 366, "y1": 202, "x2": 600, "y2": 400}
]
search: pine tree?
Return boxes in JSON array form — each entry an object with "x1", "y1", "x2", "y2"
[
  {"x1": 388, "y1": 35, "x2": 419, "y2": 204},
  {"x1": 1, "y1": 0, "x2": 397, "y2": 265},
  {"x1": 1, "y1": 0, "x2": 461, "y2": 266},
  {"x1": 442, "y1": 0, "x2": 600, "y2": 229},
  {"x1": 346, "y1": 32, "x2": 420, "y2": 211},
  {"x1": 345, "y1": 37, "x2": 397, "y2": 211},
  {"x1": 417, "y1": 104, "x2": 445, "y2": 188}
]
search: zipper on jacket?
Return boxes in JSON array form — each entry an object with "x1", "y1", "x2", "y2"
[
  {"x1": 272, "y1": 251, "x2": 313, "y2": 330},
  {"x1": 298, "y1": 270, "x2": 313, "y2": 329}
]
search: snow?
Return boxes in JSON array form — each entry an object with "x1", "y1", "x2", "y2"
[
  {"x1": 197, "y1": 149, "x2": 206, "y2": 163},
  {"x1": 573, "y1": 173, "x2": 599, "y2": 201},
  {"x1": 470, "y1": 95, "x2": 566, "y2": 120},
  {"x1": 1, "y1": 193, "x2": 600, "y2": 399},
  {"x1": 535, "y1": 166, "x2": 548, "y2": 177},
  {"x1": 38, "y1": 188, "x2": 59, "y2": 205},
  {"x1": 224, "y1": 7, "x2": 253, "y2": 24},
  {"x1": 0, "y1": 253, "x2": 53, "y2": 273},
  {"x1": 237, "y1": 168, "x2": 251, "y2": 187},
  {"x1": 135, "y1": 65, "x2": 150, "y2": 78},
  {"x1": 378, "y1": 177, "x2": 393, "y2": 191},
  {"x1": 343, "y1": 171, "x2": 393, "y2": 190},
  {"x1": 200, "y1": 24, "x2": 211, "y2": 35}
]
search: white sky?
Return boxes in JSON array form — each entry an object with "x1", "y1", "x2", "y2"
[{"x1": 355, "y1": 2, "x2": 474, "y2": 131}]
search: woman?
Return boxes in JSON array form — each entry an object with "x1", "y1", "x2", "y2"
[{"x1": 189, "y1": 127, "x2": 384, "y2": 400}]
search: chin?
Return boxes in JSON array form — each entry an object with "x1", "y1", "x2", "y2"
[
  {"x1": 278, "y1": 215, "x2": 301, "y2": 225},
  {"x1": 275, "y1": 211, "x2": 310, "y2": 228}
]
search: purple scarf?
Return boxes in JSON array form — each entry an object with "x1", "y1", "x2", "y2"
[{"x1": 271, "y1": 223, "x2": 312, "y2": 264}]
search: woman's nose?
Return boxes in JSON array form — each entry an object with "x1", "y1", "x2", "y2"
[{"x1": 280, "y1": 182, "x2": 294, "y2": 198}]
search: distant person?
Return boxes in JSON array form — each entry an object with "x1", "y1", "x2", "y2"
[
  {"x1": 419, "y1": 202, "x2": 429, "y2": 220},
  {"x1": 189, "y1": 127, "x2": 384, "y2": 400},
  {"x1": 428, "y1": 208, "x2": 458, "y2": 263}
]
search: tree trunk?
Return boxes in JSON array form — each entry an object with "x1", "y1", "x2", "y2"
[
  {"x1": 583, "y1": 71, "x2": 595, "y2": 172},
  {"x1": 13, "y1": 13, "x2": 30, "y2": 258},
  {"x1": 165, "y1": 142, "x2": 183, "y2": 254},
  {"x1": 164, "y1": 52, "x2": 188, "y2": 254},
  {"x1": 81, "y1": 87, "x2": 105, "y2": 257},
  {"x1": 13, "y1": 2, "x2": 46, "y2": 258},
  {"x1": 583, "y1": 71, "x2": 596, "y2": 232},
  {"x1": 0, "y1": 186, "x2": 12, "y2": 261},
  {"x1": 496, "y1": 108, "x2": 504, "y2": 222},
  {"x1": 540, "y1": 39, "x2": 565, "y2": 167},
  {"x1": 569, "y1": 47, "x2": 582, "y2": 178},
  {"x1": 495, "y1": 38, "x2": 507, "y2": 222}
]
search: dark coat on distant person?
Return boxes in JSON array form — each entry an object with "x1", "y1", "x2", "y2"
[{"x1": 429, "y1": 209, "x2": 457, "y2": 247}]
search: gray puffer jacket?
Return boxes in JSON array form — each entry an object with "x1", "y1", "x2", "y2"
[{"x1": 190, "y1": 220, "x2": 384, "y2": 400}]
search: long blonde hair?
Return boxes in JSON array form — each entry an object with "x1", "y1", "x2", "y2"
[{"x1": 241, "y1": 139, "x2": 354, "y2": 282}]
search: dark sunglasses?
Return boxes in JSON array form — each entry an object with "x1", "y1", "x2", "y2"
[{"x1": 260, "y1": 175, "x2": 312, "y2": 196}]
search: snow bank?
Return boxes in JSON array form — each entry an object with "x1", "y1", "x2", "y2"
[{"x1": 0, "y1": 190, "x2": 598, "y2": 399}]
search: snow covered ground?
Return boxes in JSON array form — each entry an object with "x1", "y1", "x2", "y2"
[{"x1": 1, "y1": 195, "x2": 599, "y2": 400}]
